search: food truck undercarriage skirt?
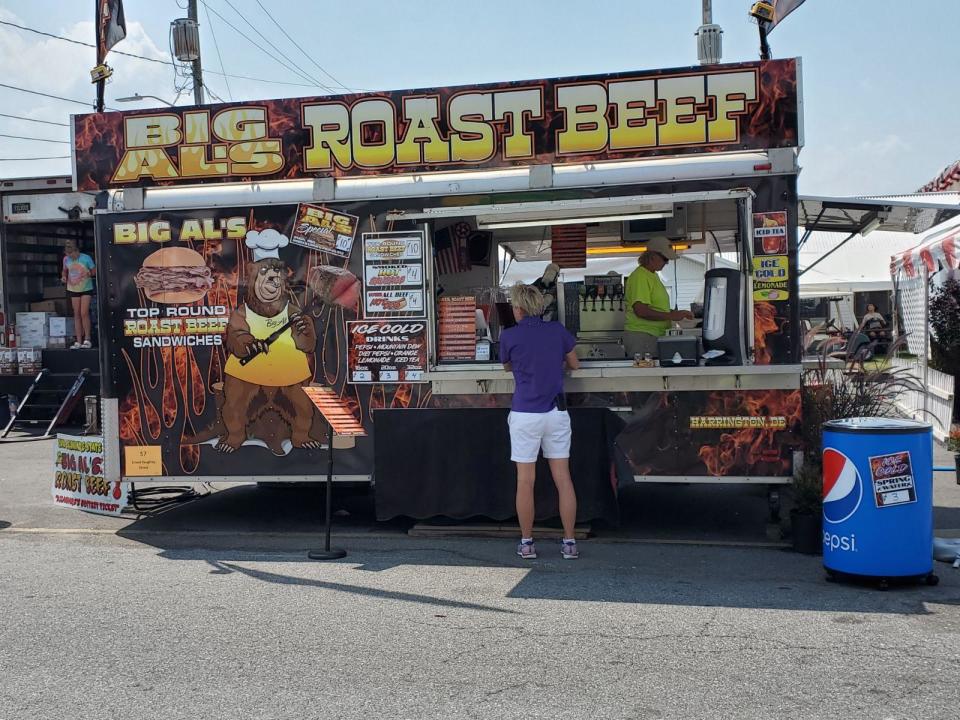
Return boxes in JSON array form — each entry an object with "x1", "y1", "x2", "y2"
[{"x1": 373, "y1": 408, "x2": 622, "y2": 525}]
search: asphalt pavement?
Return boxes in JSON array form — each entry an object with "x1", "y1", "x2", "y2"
[{"x1": 1, "y1": 433, "x2": 959, "y2": 719}]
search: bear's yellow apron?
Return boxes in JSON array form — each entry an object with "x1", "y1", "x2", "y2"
[{"x1": 224, "y1": 304, "x2": 312, "y2": 387}]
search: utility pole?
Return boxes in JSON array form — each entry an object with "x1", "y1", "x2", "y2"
[
  {"x1": 187, "y1": 0, "x2": 204, "y2": 104},
  {"x1": 94, "y1": 0, "x2": 104, "y2": 111}
]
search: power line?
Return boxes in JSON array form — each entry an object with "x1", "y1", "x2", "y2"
[
  {"x1": 0, "y1": 133, "x2": 69, "y2": 144},
  {"x1": 0, "y1": 18, "x2": 336, "y2": 90},
  {"x1": 199, "y1": 0, "x2": 335, "y2": 93},
  {"x1": 0, "y1": 156, "x2": 71, "y2": 161},
  {"x1": 0, "y1": 82, "x2": 116, "y2": 110},
  {"x1": 0, "y1": 112, "x2": 69, "y2": 127},
  {"x1": 0, "y1": 19, "x2": 169, "y2": 66},
  {"x1": 253, "y1": 0, "x2": 350, "y2": 92},
  {"x1": 203, "y1": 3, "x2": 232, "y2": 101},
  {"x1": 214, "y1": 0, "x2": 335, "y2": 92}
]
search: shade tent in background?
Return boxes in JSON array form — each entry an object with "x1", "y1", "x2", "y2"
[{"x1": 890, "y1": 211, "x2": 960, "y2": 356}]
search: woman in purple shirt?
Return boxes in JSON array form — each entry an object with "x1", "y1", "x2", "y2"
[{"x1": 499, "y1": 283, "x2": 580, "y2": 559}]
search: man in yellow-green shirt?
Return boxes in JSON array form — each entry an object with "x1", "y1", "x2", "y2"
[{"x1": 623, "y1": 237, "x2": 693, "y2": 358}]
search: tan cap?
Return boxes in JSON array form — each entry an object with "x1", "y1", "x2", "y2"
[{"x1": 645, "y1": 236, "x2": 677, "y2": 260}]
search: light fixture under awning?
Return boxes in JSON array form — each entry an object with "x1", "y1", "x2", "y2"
[
  {"x1": 386, "y1": 188, "x2": 754, "y2": 224},
  {"x1": 477, "y1": 211, "x2": 672, "y2": 230}
]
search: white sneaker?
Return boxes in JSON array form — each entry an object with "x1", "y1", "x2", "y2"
[
  {"x1": 81, "y1": 340, "x2": 92, "y2": 349},
  {"x1": 70, "y1": 341, "x2": 82, "y2": 350}
]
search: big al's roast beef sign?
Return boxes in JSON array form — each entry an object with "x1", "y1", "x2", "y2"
[{"x1": 73, "y1": 59, "x2": 799, "y2": 190}]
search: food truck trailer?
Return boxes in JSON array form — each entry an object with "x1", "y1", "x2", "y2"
[{"x1": 71, "y1": 58, "x2": 958, "y2": 526}]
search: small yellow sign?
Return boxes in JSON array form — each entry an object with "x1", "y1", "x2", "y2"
[
  {"x1": 752, "y1": 255, "x2": 789, "y2": 280},
  {"x1": 124, "y1": 445, "x2": 162, "y2": 477}
]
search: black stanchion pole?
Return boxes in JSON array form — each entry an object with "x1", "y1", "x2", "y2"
[{"x1": 308, "y1": 425, "x2": 346, "y2": 560}]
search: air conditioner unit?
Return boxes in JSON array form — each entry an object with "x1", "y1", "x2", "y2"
[{"x1": 621, "y1": 205, "x2": 687, "y2": 243}]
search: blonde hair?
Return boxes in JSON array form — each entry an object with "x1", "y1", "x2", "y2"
[{"x1": 509, "y1": 282, "x2": 545, "y2": 317}]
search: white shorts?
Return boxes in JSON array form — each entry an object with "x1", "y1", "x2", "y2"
[{"x1": 508, "y1": 409, "x2": 571, "y2": 463}]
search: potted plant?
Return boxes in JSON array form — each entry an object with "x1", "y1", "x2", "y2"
[
  {"x1": 790, "y1": 461, "x2": 822, "y2": 554},
  {"x1": 791, "y1": 338, "x2": 922, "y2": 553}
]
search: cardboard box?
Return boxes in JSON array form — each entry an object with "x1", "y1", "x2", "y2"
[
  {"x1": 43, "y1": 285, "x2": 67, "y2": 299},
  {"x1": 15, "y1": 311, "x2": 54, "y2": 333},
  {"x1": 29, "y1": 300, "x2": 58, "y2": 313},
  {"x1": 16, "y1": 334, "x2": 48, "y2": 349},
  {"x1": 46, "y1": 336, "x2": 70, "y2": 350},
  {"x1": 48, "y1": 317, "x2": 76, "y2": 337}
]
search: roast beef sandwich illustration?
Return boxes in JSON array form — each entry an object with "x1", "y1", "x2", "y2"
[{"x1": 134, "y1": 246, "x2": 214, "y2": 303}]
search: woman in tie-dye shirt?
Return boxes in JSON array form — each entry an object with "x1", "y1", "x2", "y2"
[{"x1": 61, "y1": 240, "x2": 96, "y2": 349}]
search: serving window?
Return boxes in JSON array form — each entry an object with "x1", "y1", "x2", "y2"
[{"x1": 403, "y1": 191, "x2": 756, "y2": 368}]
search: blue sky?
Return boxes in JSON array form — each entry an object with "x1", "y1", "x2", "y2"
[{"x1": 0, "y1": 0, "x2": 957, "y2": 195}]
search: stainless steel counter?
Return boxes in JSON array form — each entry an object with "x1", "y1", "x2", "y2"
[{"x1": 426, "y1": 362, "x2": 802, "y2": 394}]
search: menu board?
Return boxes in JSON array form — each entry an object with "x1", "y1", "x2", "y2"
[
  {"x1": 289, "y1": 203, "x2": 359, "y2": 257},
  {"x1": 438, "y1": 296, "x2": 477, "y2": 361},
  {"x1": 347, "y1": 320, "x2": 427, "y2": 384},
  {"x1": 361, "y1": 232, "x2": 426, "y2": 318}
]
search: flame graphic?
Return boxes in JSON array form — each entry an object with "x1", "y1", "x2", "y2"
[
  {"x1": 161, "y1": 347, "x2": 177, "y2": 428},
  {"x1": 118, "y1": 389, "x2": 142, "y2": 443},
  {"x1": 180, "y1": 414, "x2": 200, "y2": 474},
  {"x1": 696, "y1": 389, "x2": 801, "y2": 476},
  {"x1": 753, "y1": 301, "x2": 780, "y2": 365},
  {"x1": 122, "y1": 349, "x2": 161, "y2": 440},
  {"x1": 391, "y1": 383, "x2": 413, "y2": 409},
  {"x1": 188, "y1": 349, "x2": 205, "y2": 415},
  {"x1": 747, "y1": 60, "x2": 798, "y2": 143}
]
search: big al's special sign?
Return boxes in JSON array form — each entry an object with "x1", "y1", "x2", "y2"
[{"x1": 73, "y1": 59, "x2": 799, "y2": 190}]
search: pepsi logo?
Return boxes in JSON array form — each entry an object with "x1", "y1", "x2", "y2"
[{"x1": 822, "y1": 448, "x2": 863, "y2": 524}]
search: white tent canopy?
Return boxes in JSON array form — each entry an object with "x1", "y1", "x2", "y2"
[{"x1": 798, "y1": 230, "x2": 924, "y2": 296}]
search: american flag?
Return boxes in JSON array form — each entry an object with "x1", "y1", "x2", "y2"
[
  {"x1": 434, "y1": 222, "x2": 471, "y2": 275},
  {"x1": 551, "y1": 224, "x2": 587, "y2": 268}
]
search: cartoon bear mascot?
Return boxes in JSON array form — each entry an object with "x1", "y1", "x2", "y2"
[{"x1": 217, "y1": 228, "x2": 322, "y2": 453}]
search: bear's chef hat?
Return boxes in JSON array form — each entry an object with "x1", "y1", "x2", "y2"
[{"x1": 245, "y1": 228, "x2": 289, "y2": 263}]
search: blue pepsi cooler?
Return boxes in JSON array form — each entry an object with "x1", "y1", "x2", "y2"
[{"x1": 822, "y1": 418, "x2": 935, "y2": 583}]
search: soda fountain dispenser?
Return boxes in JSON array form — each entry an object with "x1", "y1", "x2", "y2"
[
  {"x1": 702, "y1": 268, "x2": 746, "y2": 365},
  {"x1": 561, "y1": 274, "x2": 626, "y2": 359}
]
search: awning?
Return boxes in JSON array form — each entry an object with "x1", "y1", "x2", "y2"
[
  {"x1": 797, "y1": 193, "x2": 960, "y2": 278},
  {"x1": 799, "y1": 195, "x2": 960, "y2": 235}
]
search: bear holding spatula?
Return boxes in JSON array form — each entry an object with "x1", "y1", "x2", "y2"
[{"x1": 214, "y1": 228, "x2": 359, "y2": 454}]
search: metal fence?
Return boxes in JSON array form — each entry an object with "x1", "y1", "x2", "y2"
[{"x1": 890, "y1": 356, "x2": 955, "y2": 441}]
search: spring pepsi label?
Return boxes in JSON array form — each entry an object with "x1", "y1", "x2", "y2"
[{"x1": 868, "y1": 451, "x2": 917, "y2": 508}]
